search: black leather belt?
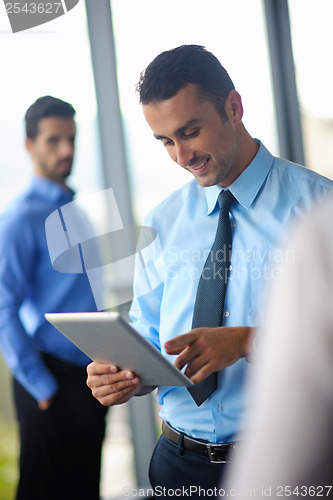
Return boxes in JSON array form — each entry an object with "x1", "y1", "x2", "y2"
[{"x1": 162, "y1": 421, "x2": 239, "y2": 464}]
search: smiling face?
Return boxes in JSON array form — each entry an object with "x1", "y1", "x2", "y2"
[
  {"x1": 26, "y1": 116, "x2": 76, "y2": 187},
  {"x1": 143, "y1": 83, "x2": 246, "y2": 187}
]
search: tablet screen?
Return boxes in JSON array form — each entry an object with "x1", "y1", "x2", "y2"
[{"x1": 45, "y1": 311, "x2": 193, "y2": 387}]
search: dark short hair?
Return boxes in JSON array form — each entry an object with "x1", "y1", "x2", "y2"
[
  {"x1": 25, "y1": 95, "x2": 76, "y2": 139},
  {"x1": 136, "y1": 45, "x2": 235, "y2": 121}
]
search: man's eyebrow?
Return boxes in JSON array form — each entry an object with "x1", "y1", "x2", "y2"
[{"x1": 153, "y1": 119, "x2": 201, "y2": 141}]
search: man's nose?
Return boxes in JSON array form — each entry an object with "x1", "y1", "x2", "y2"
[
  {"x1": 60, "y1": 140, "x2": 74, "y2": 157},
  {"x1": 174, "y1": 142, "x2": 193, "y2": 168}
]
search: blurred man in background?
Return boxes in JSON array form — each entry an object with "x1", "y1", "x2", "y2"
[{"x1": 0, "y1": 96, "x2": 107, "y2": 500}]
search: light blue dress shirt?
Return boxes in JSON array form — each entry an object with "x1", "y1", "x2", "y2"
[
  {"x1": 0, "y1": 176, "x2": 97, "y2": 402},
  {"x1": 129, "y1": 141, "x2": 333, "y2": 443}
]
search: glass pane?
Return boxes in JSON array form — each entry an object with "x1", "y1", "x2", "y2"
[
  {"x1": 111, "y1": 0, "x2": 278, "y2": 222},
  {"x1": 289, "y1": 0, "x2": 333, "y2": 179},
  {"x1": 0, "y1": 2, "x2": 103, "y2": 214},
  {"x1": 0, "y1": 4, "x2": 103, "y2": 498}
]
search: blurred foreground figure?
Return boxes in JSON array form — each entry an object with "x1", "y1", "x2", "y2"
[
  {"x1": 0, "y1": 96, "x2": 107, "y2": 500},
  {"x1": 225, "y1": 197, "x2": 333, "y2": 498}
]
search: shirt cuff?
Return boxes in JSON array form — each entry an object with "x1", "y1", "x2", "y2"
[
  {"x1": 245, "y1": 327, "x2": 264, "y2": 363},
  {"x1": 16, "y1": 365, "x2": 59, "y2": 403}
]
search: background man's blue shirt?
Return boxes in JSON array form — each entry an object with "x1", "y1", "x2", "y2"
[
  {"x1": 0, "y1": 176, "x2": 97, "y2": 401},
  {"x1": 129, "y1": 141, "x2": 333, "y2": 443}
]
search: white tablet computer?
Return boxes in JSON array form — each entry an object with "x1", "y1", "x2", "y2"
[{"x1": 45, "y1": 311, "x2": 193, "y2": 387}]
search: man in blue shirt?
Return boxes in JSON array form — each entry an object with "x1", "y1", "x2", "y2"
[
  {"x1": 86, "y1": 46, "x2": 333, "y2": 496},
  {"x1": 0, "y1": 96, "x2": 107, "y2": 500}
]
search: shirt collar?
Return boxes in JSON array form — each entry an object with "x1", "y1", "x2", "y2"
[
  {"x1": 205, "y1": 140, "x2": 273, "y2": 215},
  {"x1": 29, "y1": 175, "x2": 75, "y2": 204}
]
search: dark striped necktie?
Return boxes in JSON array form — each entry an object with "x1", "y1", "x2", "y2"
[{"x1": 188, "y1": 190, "x2": 235, "y2": 406}]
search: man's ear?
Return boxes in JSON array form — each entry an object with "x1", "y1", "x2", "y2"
[
  {"x1": 25, "y1": 137, "x2": 34, "y2": 154},
  {"x1": 226, "y1": 90, "x2": 244, "y2": 123}
]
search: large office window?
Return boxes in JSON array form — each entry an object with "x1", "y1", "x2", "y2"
[
  {"x1": 289, "y1": 0, "x2": 333, "y2": 179},
  {"x1": 0, "y1": 3, "x2": 102, "y2": 497},
  {"x1": 110, "y1": 0, "x2": 278, "y2": 223},
  {"x1": 100, "y1": 1, "x2": 279, "y2": 497}
]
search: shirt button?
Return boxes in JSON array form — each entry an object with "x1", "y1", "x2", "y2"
[
  {"x1": 228, "y1": 265, "x2": 233, "y2": 271},
  {"x1": 224, "y1": 311, "x2": 230, "y2": 318},
  {"x1": 233, "y1": 223, "x2": 237, "y2": 228},
  {"x1": 218, "y1": 403, "x2": 223, "y2": 413}
]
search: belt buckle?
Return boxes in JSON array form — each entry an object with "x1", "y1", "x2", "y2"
[{"x1": 206, "y1": 444, "x2": 228, "y2": 464}]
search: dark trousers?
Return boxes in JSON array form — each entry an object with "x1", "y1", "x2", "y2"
[
  {"x1": 13, "y1": 353, "x2": 108, "y2": 500},
  {"x1": 149, "y1": 434, "x2": 229, "y2": 499}
]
